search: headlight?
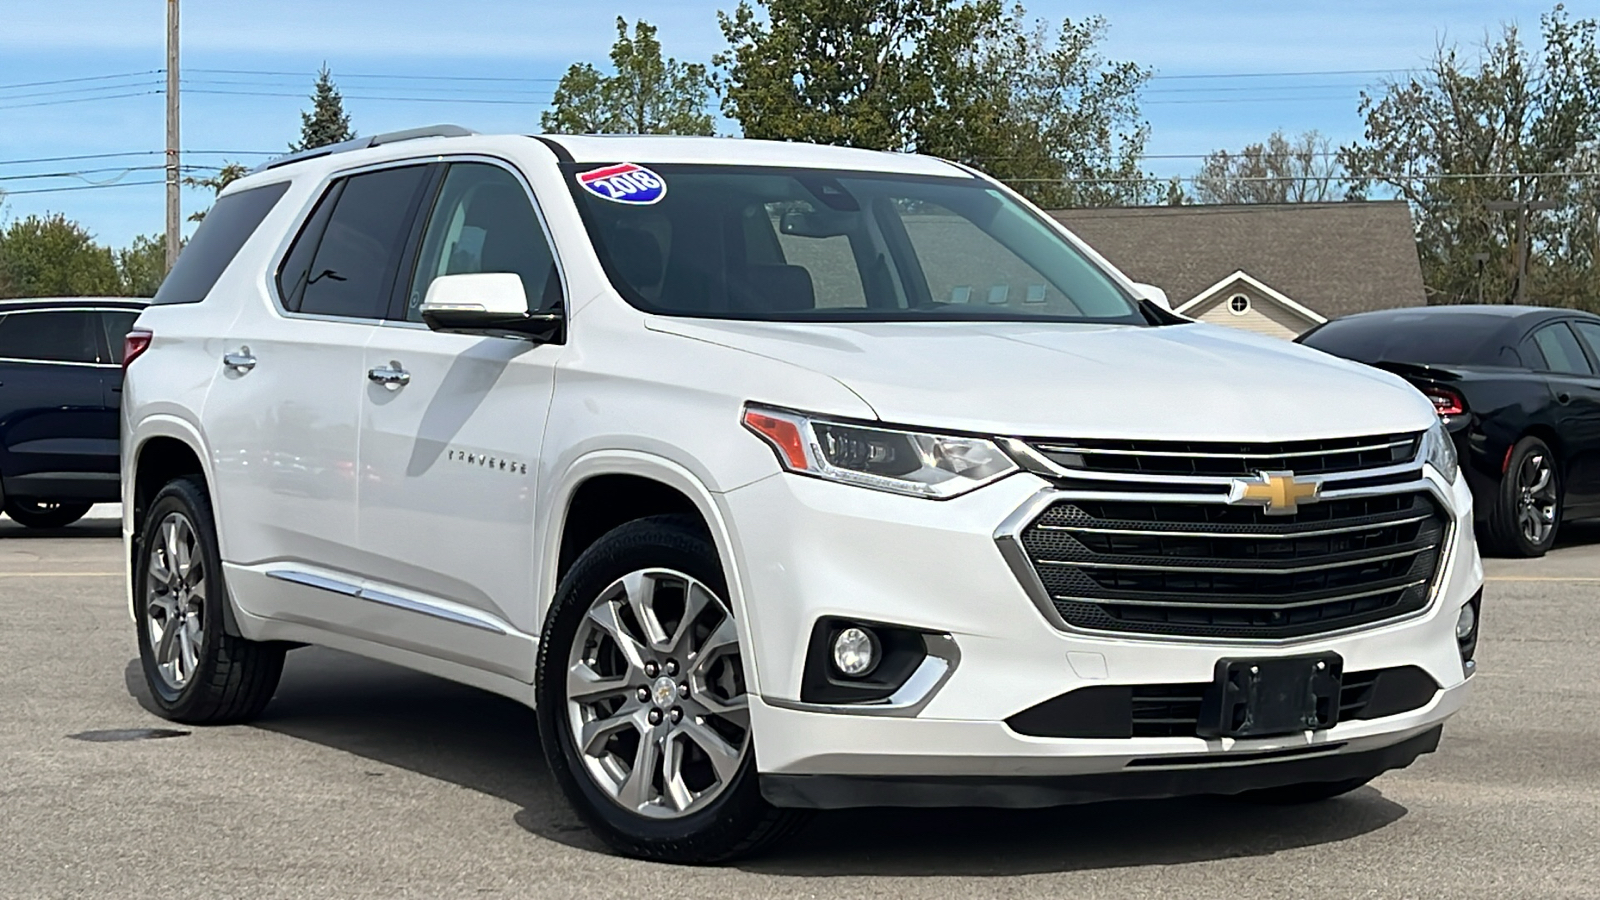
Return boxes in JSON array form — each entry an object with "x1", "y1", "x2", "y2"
[
  {"x1": 1423, "y1": 419, "x2": 1459, "y2": 482},
  {"x1": 742, "y1": 405, "x2": 1018, "y2": 499}
]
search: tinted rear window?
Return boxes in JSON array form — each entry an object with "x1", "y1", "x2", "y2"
[
  {"x1": 294, "y1": 166, "x2": 430, "y2": 319},
  {"x1": 152, "y1": 182, "x2": 290, "y2": 305},
  {"x1": 0, "y1": 310, "x2": 101, "y2": 363},
  {"x1": 1300, "y1": 312, "x2": 1509, "y2": 365}
]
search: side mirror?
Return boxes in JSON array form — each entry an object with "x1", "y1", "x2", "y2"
[
  {"x1": 1130, "y1": 282, "x2": 1171, "y2": 310},
  {"x1": 419, "y1": 272, "x2": 563, "y2": 342}
]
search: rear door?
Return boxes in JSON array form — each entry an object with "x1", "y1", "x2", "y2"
[
  {"x1": 1523, "y1": 321, "x2": 1600, "y2": 513},
  {"x1": 96, "y1": 307, "x2": 144, "y2": 409},
  {"x1": 206, "y1": 163, "x2": 435, "y2": 604},
  {"x1": 350, "y1": 160, "x2": 564, "y2": 675},
  {"x1": 0, "y1": 308, "x2": 118, "y2": 501}
]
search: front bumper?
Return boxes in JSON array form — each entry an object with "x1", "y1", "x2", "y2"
[{"x1": 718, "y1": 465, "x2": 1480, "y2": 800}]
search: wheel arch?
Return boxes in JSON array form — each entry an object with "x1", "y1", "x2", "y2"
[
  {"x1": 126, "y1": 418, "x2": 217, "y2": 623},
  {"x1": 542, "y1": 451, "x2": 760, "y2": 693}
]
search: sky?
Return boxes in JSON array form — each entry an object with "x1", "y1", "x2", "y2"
[{"x1": 0, "y1": 0, "x2": 1566, "y2": 249}]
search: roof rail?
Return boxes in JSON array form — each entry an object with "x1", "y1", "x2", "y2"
[{"x1": 250, "y1": 124, "x2": 476, "y2": 173}]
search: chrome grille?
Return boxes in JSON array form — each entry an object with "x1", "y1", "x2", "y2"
[
  {"x1": 1030, "y1": 433, "x2": 1422, "y2": 478},
  {"x1": 1016, "y1": 492, "x2": 1448, "y2": 640}
]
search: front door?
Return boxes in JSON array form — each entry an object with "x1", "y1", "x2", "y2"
[
  {"x1": 353, "y1": 161, "x2": 564, "y2": 679},
  {"x1": 1524, "y1": 321, "x2": 1600, "y2": 515}
]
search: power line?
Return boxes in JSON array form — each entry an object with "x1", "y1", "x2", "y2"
[
  {"x1": 0, "y1": 150, "x2": 273, "y2": 168},
  {"x1": 0, "y1": 90, "x2": 161, "y2": 112},
  {"x1": 183, "y1": 88, "x2": 553, "y2": 106},
  {"x1": 187, "y1": 67, "x2": 562, "y2": 84},
  {"x1": 0, "y1": 79, "x2": 166, "y2": 103},
  {"x1": 1, "y1": 179, "x2": 168, "y2": 197},
  {"x1": 0, "y1": 69, "x2": 163, "y2": 92},
  {"x1": 0, "y1": 164, "x2": 220, "y2": 185},
  {"x1": 1147, "y1": 67, "x2": 1410, "y2": 81}
]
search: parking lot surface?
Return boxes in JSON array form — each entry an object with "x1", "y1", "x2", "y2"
[{"x1": 3, "y1": 508, "x2": 1598, "y2": 899}]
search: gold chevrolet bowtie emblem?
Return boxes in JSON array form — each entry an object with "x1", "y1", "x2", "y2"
[{"x1": 1229, "y1": 471, "x2": 1321, "y2": 516}]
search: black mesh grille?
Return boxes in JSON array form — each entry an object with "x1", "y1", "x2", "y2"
[
  {"x1": 1018, "y1": 493, "x2": 1448, "y2": 639},
  {"x1": 1004, "y1": 666, "x2": 1441, "y2": 739},
  {"x1": 1031, "y1": 433, "x2": 1422, "y2": 478}
]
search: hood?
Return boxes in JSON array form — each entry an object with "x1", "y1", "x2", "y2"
[{"x1": 647, "y1": 318, "x2": 1437, "y2": 441}]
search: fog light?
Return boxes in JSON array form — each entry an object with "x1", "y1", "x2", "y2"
[
  {"x1": 831, "y1": 627, "x2": 877, "y2": 677},
  {"x1": 1455, "y1": 603, "x2": 1476, "y2": 641}
]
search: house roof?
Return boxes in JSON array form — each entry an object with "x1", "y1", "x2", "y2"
[
  {"x1": 1177, "y1": 270, "x2": 1327, "y2": 324},
  {"x1": 1049, "y1": 200, "x2": 1426, "y2": 320}
]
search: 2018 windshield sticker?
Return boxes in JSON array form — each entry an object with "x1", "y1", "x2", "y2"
[{"x1": 576, "y1": 163, "x2": 666, "y2": 205}]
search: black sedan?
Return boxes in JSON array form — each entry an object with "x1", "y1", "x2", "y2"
[
  {"x1": 1299, "y1": 305, "x2": 1600, "y2": 557},
  {"x1": 0, "y1": 297, "x2": 146, "y2": 528}
]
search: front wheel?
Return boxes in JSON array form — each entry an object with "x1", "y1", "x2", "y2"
[
  {"x1": 535, "y1": 515, "x2": 806, "y2": 863},
  {"x1": 4, "y1": 499, "x2": 92, "y2": 529},
  {"x1": 1483, "y1": 436, "x2": 1561, "y2": 558}
]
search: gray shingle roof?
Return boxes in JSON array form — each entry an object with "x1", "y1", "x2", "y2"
[{"x1": 1048, "y1": 201, "x2": 1427, "y2": 320}]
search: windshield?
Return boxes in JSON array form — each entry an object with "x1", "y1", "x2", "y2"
[{"x1": 563, "y1": 163, "x2": 1145, "y2": 324}]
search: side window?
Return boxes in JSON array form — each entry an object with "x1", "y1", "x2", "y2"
[
  {"x1": 99, "y1": 310, "x2": 143, "y2": 364},
  {"x1": 1528, "y1": 323, "x2": 1593, "y2": 375},
  {"x1": 153, "y1": 181, "x2": 289, "y2": 306},
  {"x1": 1569, "y1": 321, "x2": 1600, "y2": 371},
  {"x1": 0, "y1": 310, "x2": 100, "y2": 364},
  {"x1": 287, "y1": 165, "x2": 431, "y2": 319},
  {"x1": 405, "y1": 163, "x2": 562, "y2": 321}
]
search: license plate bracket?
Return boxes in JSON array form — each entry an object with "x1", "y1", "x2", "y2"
[{"x1": 1198, "y1": 653, "x2": 1343, "y2": 738}]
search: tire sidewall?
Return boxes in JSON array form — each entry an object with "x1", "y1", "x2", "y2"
[
  {"x1": 1500, "y1": 437, "x2": 1560, "y2": 556},
  {"x1": 135, "y1": 478, "x2": 229, "y2": 717},
  {"x1": 535, "y1": 517, "x2": 767, "y2": 858}
]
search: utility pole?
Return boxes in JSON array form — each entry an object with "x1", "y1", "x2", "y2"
[
  {"x1": 165, "y1": 0, "x2": 181, "y2": 273},
  {"x1": 1487, "y1": 198, "x2": 1560, "y2": 304}
]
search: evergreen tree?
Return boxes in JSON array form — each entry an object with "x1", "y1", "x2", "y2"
[{"x1": 293, "y1": 66, "x2": 355, "y2": 151}]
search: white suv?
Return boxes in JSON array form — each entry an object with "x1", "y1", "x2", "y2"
[{"x1": 123, "y1": 127, "x2": 1481, "y2": 862}]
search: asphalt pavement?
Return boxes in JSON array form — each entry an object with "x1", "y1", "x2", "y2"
[{"x1": 2, "y1": 507, "x2": 1597, "y2": 899}]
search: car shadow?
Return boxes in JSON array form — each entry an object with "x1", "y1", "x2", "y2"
[
  {"x1": 125, "y1": 647, "x2": 1407, "y2": 874},
  {"x1": 0, "y1": 518, "x2": 120, "y2": 539},
  {"x1": 1555, "y1": 518, "x2": 1600, "y2": 549}
]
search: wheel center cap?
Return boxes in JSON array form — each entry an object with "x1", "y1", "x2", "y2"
[{"x1": 651, "y1": 676, "x2": 676, "y2": 708}]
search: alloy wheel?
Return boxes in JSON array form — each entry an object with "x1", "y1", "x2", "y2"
[
  {"x1": 565, "y1": 568, "x2": 749, "y2": 819},
  {"x1": 1516, "y1": 451, "x2": 1558, "y2": 546},
  {"x1": 144, "y1": 512, "x2": 207, "y2": 690}
]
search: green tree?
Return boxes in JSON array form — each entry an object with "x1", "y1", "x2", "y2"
[
  {"x1": 542, "y1": 19, "x2": 714, "y2": 135},
  {"x1": 116, "y1": 234, "x2": 167, "y2": 297},
  {"x1": 183, "y1": 162, "x2": 250, "y2": 223},
  {"x1": 293, "y1": 66, "x2": 355, "y2": 151},
  {"x1": 1193, "y1": 130, "x2": 1351, "y2": 205},
  {"x1": 716, "y1": 0, "x2": 1154, "y2": 206},
  {"x1": 1340, "y1": 5, "x2": 1600, "y2": 306},
  {"x1": 0, "y1": 214, "x2": 120, "y2": 298}
]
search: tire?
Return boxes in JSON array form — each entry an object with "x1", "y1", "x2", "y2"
[
  {"x1": 135, "y1": 476, "x2": 285, "y2": 724},
  {"x1": 1482, "y1": 436, "x2": 1561, "y2": 558},
  {"x1": 1233, "y1": 776, "x2": 1374, "y2": 804},
  {"x1": 4, "y1": 499, "x2": 92, "y2": 529},
  {"x1": 535, "y1": 515, "x2": 807, "y2": 863}
]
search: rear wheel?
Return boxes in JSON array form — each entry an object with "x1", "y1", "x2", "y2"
[
  {"x1": 1234, "y1": 777, "x2": 1373, "y2": 804},
  {"x1": 135, "y1": 477, "x2": 285, "y2": 724},
  {"x1": 4, "y1": 499, "x2": 92, "y2": 529},
  {"x1": 1483, "y1": 436, "x2": 1560, "y2": 558},
  {"x1": 536, "y1": 515, "x2": 807, "y2": 863}
]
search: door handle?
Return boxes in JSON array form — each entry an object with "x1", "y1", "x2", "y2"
[
  {"x1": 223, "y1": 348, "x2": 256, "y2": 373},
  {"x1": 367, "y1": 363, "x2": 411, "y2": 390}
]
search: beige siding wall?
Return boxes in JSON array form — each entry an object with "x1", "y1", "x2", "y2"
[{"x1": 1187, "y1": 287, "x2": 1318, "y2": 340}]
